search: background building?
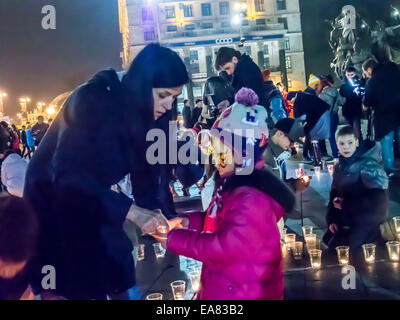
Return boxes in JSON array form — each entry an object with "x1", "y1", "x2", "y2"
[{"x1": 118, "y1": 0, "x2": 306, "y2": 107}]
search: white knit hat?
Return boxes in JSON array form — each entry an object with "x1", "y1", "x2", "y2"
[{"x1": 308, "y1": 74, "x2": 320, "y2": 86}]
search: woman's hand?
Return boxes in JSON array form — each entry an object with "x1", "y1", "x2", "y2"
[{"x1": 329, "y1": 223, "x2": 338, "y2": 234}]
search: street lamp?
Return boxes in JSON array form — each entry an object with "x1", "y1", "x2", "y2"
[
  {"x1": 19, "y1": 97, "x2": 31, "y2": 113},
  {"x1": 0, "y1": 92, "x2": 7, "y2": 114},
  {"x1": 232, "y1": 2, "x2": 247, "y2": 47},
  {"x1": 46, "y1": 105, "x2": 56, "y2": 116}
]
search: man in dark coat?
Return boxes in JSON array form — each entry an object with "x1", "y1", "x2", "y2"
[
  {"x1": 339, "y1": 66, "x2": 364, "y2": 140},
  {"x1": 31, "y1": 116, "x2": 49, "y2": 147},
  {"x1": 215, "y1": 47, "x2": 266, "y2": 107},
  {"x1": 182, "y1": 99, "x2": 192, "y2": 129},
  {"x1": 289, "y1": 91, "x2": 331, "y2": 163},
  {"x1": 364, "y1": 61, "x2": 400, "y2": 176},
  {"x1": 23, "y1": 44, "x2": 189, "y2": 299}
]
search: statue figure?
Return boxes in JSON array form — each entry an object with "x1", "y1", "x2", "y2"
[{"x1": 371, "y1": 20, "x2": 400, "y2": 62}]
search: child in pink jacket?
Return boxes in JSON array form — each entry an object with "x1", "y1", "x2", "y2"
[{"x1": 160, "y1": 88, "x2": 295, "y2": 300}]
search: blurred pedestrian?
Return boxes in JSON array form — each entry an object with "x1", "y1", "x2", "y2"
[{"x1": 31, "y1": 116, "x2": 49, "y2": 147}]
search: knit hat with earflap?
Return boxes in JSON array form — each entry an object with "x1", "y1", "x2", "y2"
[
  {"x1": 211, "y1": 87, "x2": 269, "y2": 172},
  {"x1": 308, "y1": 74, "x2": 320, "y2": 86}
]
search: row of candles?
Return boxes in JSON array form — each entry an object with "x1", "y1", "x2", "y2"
[
  {"x1": 146, "y1": 270, "x2": 201, "y2": 300},
  {"x1": 135, "y1": 243, "x2": 201, "y2": 300},
  {"x1": 295, "y1": 161, "x2": 336, "y2": 180},
  {"x1": 284, "y1": 218, "x2": 400, "y2": 269}
]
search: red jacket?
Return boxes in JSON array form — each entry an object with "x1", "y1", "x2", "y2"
[{"x1": 167, "y1": 169, "x2": 295, "y2": 300}]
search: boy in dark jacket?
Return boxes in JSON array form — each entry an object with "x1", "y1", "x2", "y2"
[{"x1": 323, "y1": 126, "x2": 388, "y2": 254}]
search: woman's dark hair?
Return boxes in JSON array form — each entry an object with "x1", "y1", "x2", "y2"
[
  {"x1": 215, "y1": 47, "x2": 241, "y2": 71},
  {"x1": 0, "y1": 196, "x2": 38, "y2": 263},
  {"x1": 122, "y1": 43, "x2": 189, "y2": 127}
]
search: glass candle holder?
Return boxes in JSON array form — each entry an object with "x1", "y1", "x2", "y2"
[
  {"x1": 153, "y1": 243, "x2": 165, "y2": 259},
  {"x1": 336, "y1": 246, "x2": 350, "y2": 265},
  {"x1": 293, "y1": 241, "x2": 303, "y2": 260},
  {"x1": 362, "y1": 244, "x2": 376, "y2": 264},
  {"x1": 295, "y1": 168, "x2": 304, "y2": 178},
  {"x1": 189, "y1": 270, "x2": 201, "y2": 293},
  {"x1": 156, "y1": 225, "x2": 169, "y2": 239},
  {"x1": 285, "y1": 233, "x2": 296, "y2": 251},
  {"x1": 171, "y1": 280, "x2": 186, "y2": 300},
  {"x1": 146, "y1": 293, "x2": 163, "y2": 300},
  {"x1": 314, "y1": 166, "x2": 321, "y2": 176},
  {"x1": 309, "y1": 249, "x2": 322, "y2": 269},
  {"x1": 302, "y1": 226, "x2": 313, "y2": 238},
  {"x1": 393, "y1": 217, "x2": 400, "y2": 233},
  {"x1": 136, "y1": 244, "x2": 145, "y2": 261},
  {"x1": 327, "y1": 164, "x2": 334, "y2": 175},
  {"x1": 386, "y1": 241, "x2": 400, "y2": 262},
  {"x1": 305, "y1": 233, "x2": 317, "y2": 251}
]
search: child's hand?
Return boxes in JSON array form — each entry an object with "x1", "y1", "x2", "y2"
[
  {"x1": 168, "y1": 217, "x2": 189, "y2": 230},
  {"x1": 153, "y1": 235, "x2": 168, "y2": 250},
  {"x1": 333, "y1": 197, "x2": 343, "y2": 210},
  {"x1": 329, "y1": 223, "x2": 338, "y2": 234}
]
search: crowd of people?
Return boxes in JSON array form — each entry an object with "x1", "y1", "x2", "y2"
[{"x1": 0, "y1": 42, "x2": 399, "y2": 300}]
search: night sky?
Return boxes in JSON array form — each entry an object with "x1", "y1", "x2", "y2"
[{"x1": 0, "y1": 0, "x2": 399, "y2": 116}]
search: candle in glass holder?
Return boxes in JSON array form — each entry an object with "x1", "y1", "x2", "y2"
[
  {"x1": 314, "y1": 166, "x2": 321, "y2": 176},
  {"x1": 156, "y1": 225, "x2": 169, "y2": 238},
  {"x1": 393, "y1": 217, "x2": 400, "y2": 233},
  {"x1": 336, "y1": 246, "x2": 350, "y2": 265},
  {"x1": 295, "y1": 168, "x2": 304, "y2": 178},
  {"x1": 189, "y1": 270, "x2": 201, "y2": 293},
  {"x1": 293, "y1": 242, "x2": 303, "y2": 260},
  {"x1": 327, "y1": 164, "x2": 334, "y2": 175},
  {"x1": 305, "y1": 233, "x2": 317, "y2": 251},
  {"x1": 362, "y1": 244, "x2": 376, "y2": 264},
  {"x1": 171, "y1": 280, "x2": 186, "y2": 300},
  {"x1": 386, "y1": 241, "x2": 400, "y2": 262},
  {"x1": 309, "y1": 249, "x2": 322, "y2": 269},
  {"x1": 146, "y1": 293, "x2": 163, "y2": 300},
  {"x1": 302, "y1": 226, "x2": 313, "y2": 238},
  {"x1": 285, "y1": 233, "x2": 296, "y2": 251}
]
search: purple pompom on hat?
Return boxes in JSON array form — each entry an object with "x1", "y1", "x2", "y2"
[{"x1": 234, "y1": 87, "x2": 259, "y2": 107}]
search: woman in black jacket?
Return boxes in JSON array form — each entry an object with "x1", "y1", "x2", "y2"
[{"x1": 24, "y1": 44, "x2": 189, "y2": 300}]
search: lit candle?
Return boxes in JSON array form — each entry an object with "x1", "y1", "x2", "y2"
[
  {"x1": 157, "y1": 225, "x2": 168, "y2": 236},
  {"x1": 340, "y1": 259, "x2": 349, "y2": 265},
  {"x1": 365, "y1": 256, "x2": 375, "y2": 263},
  {"x1": 391, "y1": 254, "x2": 399, "y2": 262},
  {"x1": 312, "y1": 262, "x2": 321, "y2": 269}
]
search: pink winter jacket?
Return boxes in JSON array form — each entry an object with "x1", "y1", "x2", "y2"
[{"x1": 167, "y1": 170, "x2": 294, "y2": 300}]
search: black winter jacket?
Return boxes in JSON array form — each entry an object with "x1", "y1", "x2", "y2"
[
  {"x1": 326, "y1": 142, "x2": 388, "y2": 227},
  {"x1": 24, "y1": 69, "x2": 161, "y2": 299},
  {"x1": 363, "y1": 62, "x2": 400, "y2": 140},
  {"x1": 232, "y1": 54, "x2": 266, "y2": 107}
]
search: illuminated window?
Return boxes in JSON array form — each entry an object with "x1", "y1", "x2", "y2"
[
  {"x1": 285, "y1": 56, "x2": 292, "y2": 69},
  {"x1": 202, "y1": 3, "x2": 212, "y2": 16},
  {"x1": 219, "y1": 2, "x2": 229, "y2": 15},
  {"x1": 285, "y1": 38, "x2": 290, "y2": 50},
  {"x1": 165, "y1": 6, "x2": 175, "y2": 19},
  {"x1": 255, "y1": 0, "x2": 264, "y2": 12}
]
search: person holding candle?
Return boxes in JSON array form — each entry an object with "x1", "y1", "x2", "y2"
[
  {"x1": 158, "y1": 88, "x2": 296, "y2": 300},
  {"x1": 323, "y1": 125, "x2": 389, "y2": 255},
  {"x1": 23, "y1": 44, "x2": 188, "y2": 300}
]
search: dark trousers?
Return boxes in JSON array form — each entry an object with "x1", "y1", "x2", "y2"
[
  {"x1": 326, "y1": 224, "x2": 382, "y2": 256},
  {"x1": 329, "y1": 112, "x2": 339, "y2": 158},
  {"x1": 25, "y1": 146, "x2": 35, "y2": 159}
]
